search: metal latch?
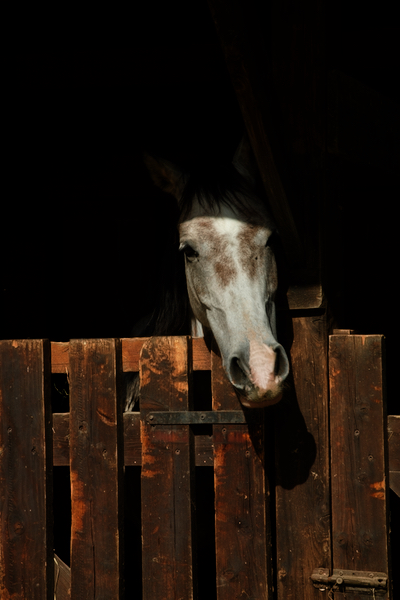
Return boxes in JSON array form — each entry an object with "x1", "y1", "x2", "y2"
[
  {"x1": 311, "y1": 568, "x2": 388, "y2": 594},
  {"x1": 143, "y1": 410, "x2": 250, "y2": 425}
]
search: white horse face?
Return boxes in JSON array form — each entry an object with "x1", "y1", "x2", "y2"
[
  {"x1": 144, "y1": 139, "x2": 289, "y2": 407},
  {"x1": 179, "y1": 203, "x2": 289, "y2": 407}
]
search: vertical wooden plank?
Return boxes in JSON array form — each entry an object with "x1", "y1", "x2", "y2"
[
  {"x1": 140, "y1": 336, "x2": 197, "y2": 600},
  {"x1": 388, "y1": 415, "x2": 400, "y2": 497},
  {"x1": 274, "y1": 317, "x2": 331, "y2": 599},
  {"x1": 212, "y1": 345, "x2": 272, "y2": 599},
  {"x1": 329, "y1": 334, "x2": 391, "y2": 599},
  {"x1": 69, "y1": 339, "x2": 124, "y2": 600},
  {"x1": 0, "y1": 339, "x2": 53, "y2": 599}
]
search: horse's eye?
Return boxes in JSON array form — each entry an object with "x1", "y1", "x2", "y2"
[{"x1": 181, "y1": 244, "x2": 199, "y2": 260}]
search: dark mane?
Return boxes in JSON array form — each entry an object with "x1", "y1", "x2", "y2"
[
  {"x1": 151, "y1": 233, "x2": 190, "y2": 336},
  {"x1": 179, "y1": 162, "x2": 262, "y2": 222}
]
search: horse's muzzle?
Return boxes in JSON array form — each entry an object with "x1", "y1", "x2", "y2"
[{"x1": 227, "y1": 341, "x2": 289, "y2": 407}]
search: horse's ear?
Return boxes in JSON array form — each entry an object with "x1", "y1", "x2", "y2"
[
  {"x1": 144, "y1": 153, "x2": 187, "y2": 200},
  {"x1": 232, "y1": 134, "x2": 258, "y2": 186}
]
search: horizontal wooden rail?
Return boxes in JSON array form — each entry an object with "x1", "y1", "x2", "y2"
[
  {"x1": 53, "y1": 412, "x2": 215, "y2": 467},
  {"x1": 52, "y1": 412, "x2": 400, "y2": 489},
  {"x1": 50, "y1": 337, "x2": 211, "y2": 373}
]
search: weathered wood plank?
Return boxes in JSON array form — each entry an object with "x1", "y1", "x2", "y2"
[
  {"x1": 51, "y1": 341, "x2": 70, "y2": 373},
  {"x1": 329, "y1": 334, "x2": 391, "y2": 599},
  {"x1": 0, "y1": 339, "x2": 54, "y2": 599},
  {"x1": 388, "y1": 415, "x2": 400, "y2": 497},
  {"x1": 52, "y1": 410, "x2": 400, "y2": 473},
  {"x1": 140, "y1": 336, "x2": 197, "y2": 600},
  {"x1": 53, "y1": 412, "x2": 214, "y2": 467},
  {"x1": 212, "y1": 344, "x2": 272, "y2": 599},
  {"x1": 121, "y1": 337, "x2": 150, "y2": 372},
  {"x1": 69, "y1": 339, "x2": 124, "y2": 600},
  {"x1": 51, "y1": 337, "x2": 212, "y2": 373},
  {"x1": 388, "y1": 415, "x2": 400, "y2": 472},
  {"x1": 274, "y1": 317, "x2": 331, "y2": 600},
  {"x1": 123, "y1": 411, "x2": 141, "y2": 465}
]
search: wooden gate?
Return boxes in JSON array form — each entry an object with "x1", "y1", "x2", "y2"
[{"x1": 0, "y1": 334, "x2": 397, "y2": 598}]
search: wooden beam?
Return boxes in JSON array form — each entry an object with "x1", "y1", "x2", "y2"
[{"x1": 51, "y1": 338, "x2": 212, "y2": 374}]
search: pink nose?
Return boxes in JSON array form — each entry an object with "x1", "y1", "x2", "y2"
[{"x1": 227, "y1": 340, "x2": 289, "y2": 402}]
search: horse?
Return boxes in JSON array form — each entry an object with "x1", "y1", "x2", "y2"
[{"x1": 125, "y1": 137, "x2": 289, "y2": 411}]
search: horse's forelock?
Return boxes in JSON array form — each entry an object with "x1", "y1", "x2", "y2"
[{"x1": 178, "y1": 163, "x2": 262, "y2": 223}]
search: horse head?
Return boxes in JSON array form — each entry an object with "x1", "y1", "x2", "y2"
[{"x1": 144, "y1": 138, "x2": 289, "y2": 408}]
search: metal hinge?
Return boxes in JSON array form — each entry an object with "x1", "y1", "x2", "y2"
[
  {"x1": 311, "y1": 568, "x2": 388, "y2": 595},
  {"x1": 143, "y1": 410, "x2": 251, "y2": 425}
]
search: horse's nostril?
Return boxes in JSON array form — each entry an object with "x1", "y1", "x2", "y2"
[
  {"x1": 228, "y1": 344, "x2": 289, "y2": 391},
  {"x1": 229, "y1": 357, "x2": 247, "y2": 389},
  {"x1": 275, "y1": 350, "x2": 280, "y2": 376},
  {"x1": 274, "y1": 344, "x2": 290, "y2": 382}
]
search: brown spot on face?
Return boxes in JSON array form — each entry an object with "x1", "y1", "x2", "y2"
[
  {"x1": 214, "y1": 257, "x2": 237, "y2": 287},
  {"x1": 208, "y1": 226, "x2": 238, "y2": 288},
  {"x1": 181, "y1": 217, "x2": 239, "y2": 288},
  {"x1": 238, "y1": 225, "x2": 265, "y2": 280}
]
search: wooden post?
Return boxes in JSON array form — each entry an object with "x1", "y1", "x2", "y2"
[
  {"x1": 0, "y1": 339, "x2": 53, "y2": 600},
  {"x1": 329, "y1": 334, "x2": 392, "y2": 599},
  {"x1": 274, "y1": 318, "x2": 331, "y2": 599},
  {"x1": 388, "y1": 415, "x2": 400, "y2": 497},
  {"x1": 140, "y1": 336, "x2": 197, "y2": 600},
  {"x1": 212, "y1": 345, "x2": 272, "y2": 599},
  {"x1": 69, "y1": 339, "x2": 124, "y2": 600}
]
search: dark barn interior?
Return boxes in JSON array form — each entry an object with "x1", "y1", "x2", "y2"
[{"x1": 2, "y1": 0, "x2": 399, "y2": 597}]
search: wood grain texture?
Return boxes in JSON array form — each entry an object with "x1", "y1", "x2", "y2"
[
  {"x1": 0, "y1": 339, "x2": 53, "y2": 599},
  {"x1": 274, "y1": 317, "x2": 331, "y2": 600},
  {"x1": 388, "y1": 415, "x2": 400, "y2": 472},
  {"x1": 211, "y1": 344, "x2": 272, "y2": 599},
  {"x1": 140, "y1": 336, "x2": 197, "y2": 600},
  {"x1": 69, "y1": 339, "x2": 124, "y2": 600},
  {"x1": 51, "y1": 341, "x2": 70, "y2": 374},
  {"x1": 53, "y1": 412, "x2": 214, "y2": 467},
  {"x1": 51, "y1": 337, "x2": 211, "y2": 373},
  {"x1": 53, "y1": 412, "x2": 400, "y2": 471},
  {"x1": 329, "y1": 334, "x2": 391, "y2": 599},
  {"x1": 388, "y1": 415, "x2": 400, "y2": 497}
]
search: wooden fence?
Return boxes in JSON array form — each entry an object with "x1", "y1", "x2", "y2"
[{"x1": 0, "y1": 334, "x2": 397, "y2": 599}]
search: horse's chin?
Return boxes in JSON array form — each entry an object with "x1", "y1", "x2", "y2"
[{"x1": 236, "y1": 384, "x2": 283, "y2": 409}]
